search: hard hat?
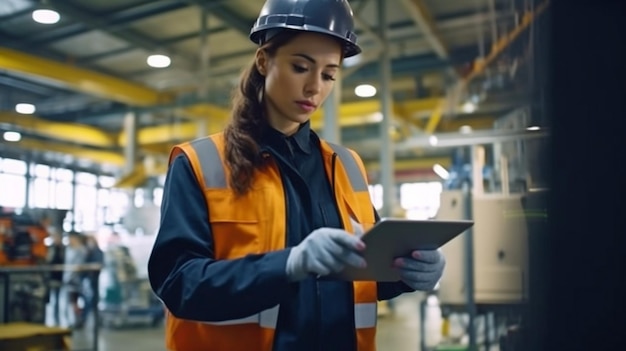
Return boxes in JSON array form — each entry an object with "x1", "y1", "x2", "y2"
[{"x1": 249, "y1": 0, "x2": 362, "y2": 57}]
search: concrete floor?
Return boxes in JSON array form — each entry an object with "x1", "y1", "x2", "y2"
[{"x1": 63, "y1": 291, "x2": 426, "y2": 351}]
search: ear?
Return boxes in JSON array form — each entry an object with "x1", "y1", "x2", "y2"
[{"x1": 255, "y1": 49, "x2": 267, "y2": 76}]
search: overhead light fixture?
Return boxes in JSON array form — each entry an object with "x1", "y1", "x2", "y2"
[
  {"x1": 15, "y1": 103, "x2": 36, "y2": 114},
  {"x1": 433, "y1": 164, "x2": 450, "y2": 180},
  {"x1": 428, "y1": 135, "x2": 438, "y2": 146},
  {"x1": 32, "y1": 9, "x2": 60, "y2": 24},
  {"x1": 354, "y1": 84, "x2": 376, "y2": 98},
  {"x1": 527, "y1": 126, "x2": 541, "y2": 131},
  {"x1": 147, "y1": 54, "x2": 171, "y2": 68},
  {"x1": 462, "y1": 101, "x2": 477, "y2": 113},
  {"x1": 459, "y1": 125, "x2": 473, "y2": 134},
  {"x1": 3, "y1": 131, "x2": 22, "y2": 142}
]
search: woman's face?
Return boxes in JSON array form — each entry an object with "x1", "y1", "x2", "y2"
[{"x1": 257, "y1": 32, "x2": 342, "y2": 135}]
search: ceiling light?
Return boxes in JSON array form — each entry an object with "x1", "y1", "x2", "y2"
[
  {"x1": 459, "y1": 125, "x2": 473, "y2": 134},
  {"x1": 428, "y1": 135, "x2": 438, "y2": 146},
  {"x1": 32, "y1": 9, "x2": 60, "y2": 24},
  {"x1": 147, "y1": 54, "x2": 171, "y2": 68},
  {"x1": 433, "y1": 164, "x2": 450, "y2": 180},
  {"x1": 354, "y1": 84, "x2": 376, "y2": 98},
  {"x1": 462, "y1": 101, "x2": 477, "y2": 113},
  {"x1": 527, "y1": 126, "x2": 541, "y2": 131},
  {"x1": 15, "y1": 103, "x2": 36, "y2": 114},
  {"x1": 3, "y1": 131, "x2": 22, "y2": 142}
]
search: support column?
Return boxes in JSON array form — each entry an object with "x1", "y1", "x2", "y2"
[
  {"x1": 198, "y1": 4, "x2": 210, "y2": 100},
  {"x1": 378, "y1": 0, "x2": 396, "y2": 217},
  {"x1": 123, "y1": 110, "x2": 138, "y2": 175},
  {"x1": 322, "y1": 71, "x2": 342, "y2": 143}
]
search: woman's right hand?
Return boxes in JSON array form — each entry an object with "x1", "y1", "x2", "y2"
[{"x1": 285, "y1": 227, "x2": 367, "y2": 281}]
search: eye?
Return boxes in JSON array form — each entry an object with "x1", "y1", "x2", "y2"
[
  {"x1": 322, "y1": 73, "x2": 336, "y2": 81},
  {"x1": 292, "y1": 64, "x2": 308, "y2": 73}
]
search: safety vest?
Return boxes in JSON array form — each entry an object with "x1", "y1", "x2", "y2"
[{"x1": 164, "y1": 132, "x2": 378, "y2": 351}]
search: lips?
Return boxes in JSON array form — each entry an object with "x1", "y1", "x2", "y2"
[{"x1": 295, "y1": 100, "x2": 317, "y2": 112}]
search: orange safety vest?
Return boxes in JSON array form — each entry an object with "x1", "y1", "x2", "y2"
[{"x1": 164, "y1": 132, "x2": 378, "y2": 351}]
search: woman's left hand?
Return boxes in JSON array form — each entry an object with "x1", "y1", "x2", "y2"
[{"x1": 393, "y1": 250, "x2": 446, "y2": 291}]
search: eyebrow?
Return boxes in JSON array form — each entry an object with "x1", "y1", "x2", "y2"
[{"x1": 292, "y1": 53, "x2": 340, "y2": 69}]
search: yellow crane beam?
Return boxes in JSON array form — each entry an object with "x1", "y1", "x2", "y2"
[
  {"x1": 0, "y1": 112, "x2": 116, "y2": 148},
  {"x1": 463, "y1": 0, "x2": 550, "y2": 86},
  {"x1": 13, "y1": 138, "x2": 125, "y2": 167},
  {"x1": 0, "y1": 47, "x2": 173, "y2": 106}
]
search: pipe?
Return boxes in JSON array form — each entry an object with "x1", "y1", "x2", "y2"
[{"x1": 378, "y1": 0, "x2": 396, "y2": 217}]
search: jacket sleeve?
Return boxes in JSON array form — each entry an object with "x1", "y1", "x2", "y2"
[
  {"x1": 372, "y1": 206, "x2": 416, "y2": 300},
  {"x1": 148, "y1": 154, "x2": 293, "y2": 322}
]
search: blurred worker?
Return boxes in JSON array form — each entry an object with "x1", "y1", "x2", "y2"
[
  {"x1": 148, "y1": 1, "x2": 445, "y2": 350},
  {"x1": 63, "y1": 231, "x2": 87, "y2": 329},
  {"x1": 81, "y1": 234, "x2": 104, "y2": 325},
  {"x1": 45, "y1": 231, "x2": 65, "y2": 326}
]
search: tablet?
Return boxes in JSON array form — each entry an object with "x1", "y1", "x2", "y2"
[{"x1": 330, "y1": 217, "x2": 474, "y2": 282}]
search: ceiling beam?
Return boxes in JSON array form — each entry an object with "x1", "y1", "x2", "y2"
[
  {"x1": 2, "y1": 137, "x2": 126, "y2": 167},
  {"x1": 397, "y1": 0, "x2": 452, "y2": 60},
  {"x1": 5, "y1": 1, "x2": 191, "y2": 48},
  {"x1": 0, "y1": 112, "x2": 117, "y2": 148},
  {"x1": 77, "y1": 25, "x2": 231, "y2": 65},
  {"x1": 37, "y1": 1, "x2": 198, "y2": 71},
  {"x1": 182, "y1": 0, "x2": 252, "y2": 36},
  {"x1": 0, "y1": 47, "x2": 173, "y2": 106}
]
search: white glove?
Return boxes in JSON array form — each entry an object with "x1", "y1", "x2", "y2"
[
  {"x1": 286, "y1": 227, "x2": 367, "y2": 281},
  {"x1": 393, "y1": 250, "x2": 446, "y2": 291}
]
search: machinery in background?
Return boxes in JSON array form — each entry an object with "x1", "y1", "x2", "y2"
[
  {"x1": 423, "y1": 189, "x2": 545, "y2": 350},
  {"x1": 0, "y1": 209, "x2": 53, "y2": 266},
  {"x1": 0, "y1": 208, "x2": 67, "y2": 324},
  {"x1": 437, "y1": 191, "x2": 529, "y2": 305}
]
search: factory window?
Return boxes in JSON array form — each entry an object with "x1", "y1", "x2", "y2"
[
  {"x1": 0, "y1": 173, "x2": 26, "y2": 209},
  {"x1": 54, "y1": 180, "x2": 73, "y2": 210},
  {"x1": 75, "y1": 172, "x2": 98, "y2": 232},
  {"x1": 153, "y1": 187, "x2": 163, "y2": 207},
  {"x1": 1, "y1": 158, "x2": 27, "y2": 175},
  {"x1": 134, "y1": 188, "x2": 145, "y2": 208},
  {"x1": 54, "y1": 168, "x2": 73, "y2": 182},
  {"x1": 368, "y1": 184, "x2": 383, "y2": 210},
  {"x1": 400, "y1": 182, "x2": 443, "y2": 220},
  {"x1": 0, "y1": 158, "x2": 27, "y2": 209},
  {"x1": 27, "y1": 164, "x2": 74, "y2": 210},
  {"x1": 30, "y1": 177, "x2": 52, "y2": 208}
]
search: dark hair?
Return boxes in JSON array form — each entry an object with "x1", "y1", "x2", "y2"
[{"x1": 223, "y1": 30, "x2": 300, "y2": 195}]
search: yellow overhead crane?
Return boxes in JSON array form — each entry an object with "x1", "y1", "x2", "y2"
[{"x1": 0, "y1": 44, "x2": 494, "y2": 189}]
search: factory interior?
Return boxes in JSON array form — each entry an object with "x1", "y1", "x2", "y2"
[{"x1": 0, "y1": 0, "x2": 623, "y2": 350}]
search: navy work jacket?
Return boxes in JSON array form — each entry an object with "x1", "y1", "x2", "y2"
[{"x1": 148, "y1": 121, "x2": 413, "y2": 351}]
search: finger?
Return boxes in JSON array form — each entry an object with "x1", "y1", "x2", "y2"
[
  {"x1": 311, "y1": 253, "x2": 343, "y2": 275},
  {"x1": 327, "y1": 229, "x2": 366, "y2": 251},
  {"x1": 337, "y1": 246, "x2": 367, "y2": 268},
  {"x1": 399, "y1": 269, "x2": 442, "y2": 285},
  {"x1": 410, "y1": 250, "x2": 442, "y2": 263},
  {"x1": 393, "y1": 258, "x2": 441, "y2": 273},
  {"x1": 317, "y1": 241, "x2": 346, "y2": 273}
]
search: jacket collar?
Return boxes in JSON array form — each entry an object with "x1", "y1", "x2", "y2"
[{"x1": 261, "y1": 120, "x2": 312, "y2": 154}]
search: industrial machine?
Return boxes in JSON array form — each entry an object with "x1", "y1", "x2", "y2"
[
  {"x1": 0, "y1": 208, "x2": 67, "y2": 324},
  {"x1": 436, "y1": 190, "x2": 529, "y2": 304}
]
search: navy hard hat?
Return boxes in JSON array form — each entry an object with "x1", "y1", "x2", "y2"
[{"x1": 249, "y1": 0, "x2": 362, "y2": 58}]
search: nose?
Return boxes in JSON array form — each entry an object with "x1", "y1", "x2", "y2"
[{"x1": 304, "y1": 73, "x2": 322, "y2": 96}]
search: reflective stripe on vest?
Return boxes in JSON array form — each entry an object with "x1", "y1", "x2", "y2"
[
  {"x1": 202, "y1": 303, "x2": 377, "y2": 329},
  {"x1": 189, "y1": 137, "x2": 367, "y2": 191}
]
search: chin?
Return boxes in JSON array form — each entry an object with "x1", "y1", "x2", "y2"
[{"x1": 289, "y1": 113, "x2": 312, "y2": 124}]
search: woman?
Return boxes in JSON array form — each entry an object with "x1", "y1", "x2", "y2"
[{"x1": 148, "y1": 0, "x2": 445, "y2": 350}]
